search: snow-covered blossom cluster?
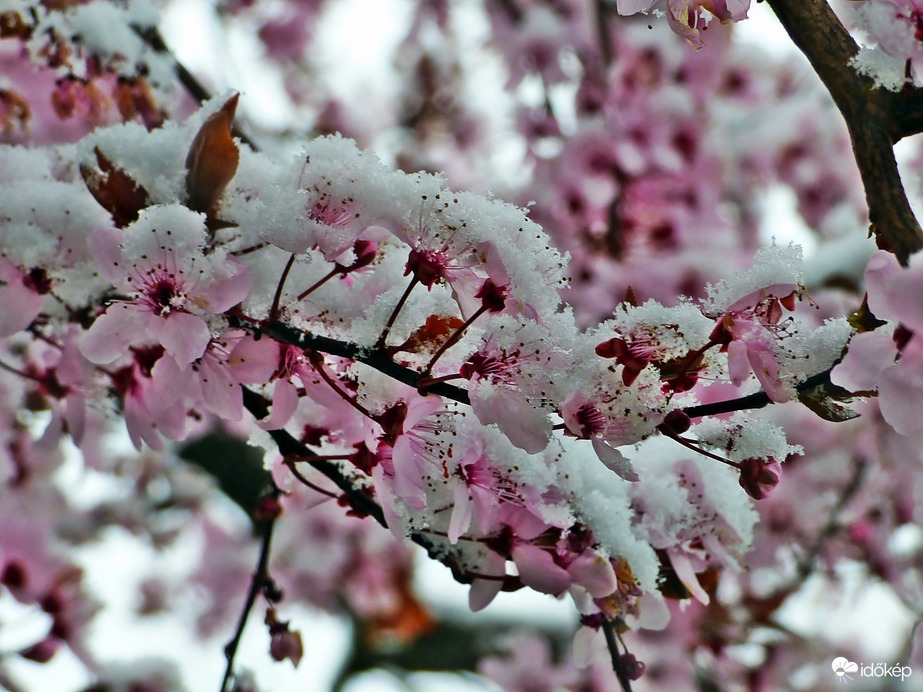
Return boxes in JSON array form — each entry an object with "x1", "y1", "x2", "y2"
[{"x1": 0, "y1": 86, "x2": 854, "y2": 673}]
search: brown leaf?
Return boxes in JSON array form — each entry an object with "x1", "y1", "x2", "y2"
[
  {"x1": 0, "y1": 89, "x2": 30, "y2": 134},
  {"x1": 798, "y1": 373, "x2": 861, "y2": 422},
  {"x1": 623, "y1": 285, "x2": 638, "y2": 307},
  {"x1": 80, "y1": 147, "x2": 149, "y2": 228},
  {"x1": 0, "y1": 12, "x2": 31, "y2": 39},
  {"x1": 388, "y1": 314, "x2": 465, "y2": 356},
  {"x1": 185, "y1": 94, "x2": 240, "y2": 217},
  {"x1": 363, "y1": 568, "x2": 434, "y2": 647},
  {"x1": 266, "y1": 610, "x2": 304, "y2": 668},
  {"x1": 114, "y1": 78, "x2": 165, "y2": 130},
  {"x1": 847, "y1": 295, "x2": 887, "y2": 332}
]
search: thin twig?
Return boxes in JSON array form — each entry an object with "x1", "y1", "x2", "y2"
[
  {"x1": 220, "y1": 506, "x2": 278, "y2": 692},
  {"x1": 267, "y1": 254, "x2": 296, "y2": 325},
  {"x1": 132, "y1": 25, "x2": 259, "y2": 151},
  {"x1": 795, "y1": 456, "x2": 868, "y2": 578},
  {"x1": 681, "y1": 369, "x2": 833, "y2": 419},
  {"x1": 420, "y1": 306, "x2": 487, "y2": 378},
  {"x1": 600, "y1": 617, "x2": 633, "y2": 692},
  {"x1": 375, "y1": 277, "x2": 418, "y2": 350}
]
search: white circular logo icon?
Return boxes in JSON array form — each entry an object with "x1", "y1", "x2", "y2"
[{"x1": 832, "y1": 657, "x2": 859, "y2": 681}]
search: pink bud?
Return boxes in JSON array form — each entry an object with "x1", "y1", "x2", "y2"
[
  {"x1": 253, "y1": 494, "x2": 283, "y2": 521},
  {"x1": 619, "y1": 652, "x2": 645, "y2": 681},
  {"x1": 658, "y1": 410, "x2": 691, "y2": 436},
  {"x1": 268, "y1": 620, "x2": 304, "y2": 668},
  {"x1": 20, "y1": 637, "x2": 59, "y2": 664},
  {"x1": 1, "y1": 560, "x2": 28, "y2": 589},
  {"x1": 737, "y1": 458, "x2": 781, "y2": 500}
]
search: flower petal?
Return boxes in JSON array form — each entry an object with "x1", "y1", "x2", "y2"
[
  {"x1": 158, "y1": 312, "x2": 211, "y2": 364},
  {"x1": 512, "y1": 544, "x2": 572, "y2": 596}
]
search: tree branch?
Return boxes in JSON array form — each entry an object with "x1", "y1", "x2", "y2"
[
  {"x1": 681, "y1": 368, "x2": 834, "y2": 419},
  {"x1": 601, "y1": 618, "x2": 634, "y2": 692},
  {"x1": 263, "y1": 321, "x2": 471, "y2": 405},
  {"x1": 240, "y1": 387, "x2": 502, "y2": 593},
  {"x1": 764, "y1": 0, "x2": 923, "y2": 265},
  {"x1": 220, "y1": 506, "x2": 278, "y2": 692},
  {"x1": 241, "y1": 388, "x2": 388, "y2": 524}
]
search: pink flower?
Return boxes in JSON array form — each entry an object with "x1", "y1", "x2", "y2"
[
  {"x1": 0, "y1": 260, "x2": 48, "y2": 338},
  {"x1": 461, "y1": 339, "x2": 553, "y2": 454},
  {"x1": 81, "y1": 205, "x2": 251, "y2": 367},
  {"x1": 833, "y1": 250, "x2": 923, "y2": 436},
  {"x1": 709, "y1": 287, "x2": 799, "y2": 402},
  {"x1": 617, "y1": 0, "x2": 750, "y2": 48},
  {"x1": 852, "y1": 0, "x2": 923, "y2": 67}
]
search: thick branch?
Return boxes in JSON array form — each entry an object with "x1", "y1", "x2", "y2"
[{"x1": 765, "y1": 0, "x2": 923, "y2": 265}]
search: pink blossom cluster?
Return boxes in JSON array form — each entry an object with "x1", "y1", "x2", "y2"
[{"x1": 0, "y1": 85, "x2": 855, "y2": 677}]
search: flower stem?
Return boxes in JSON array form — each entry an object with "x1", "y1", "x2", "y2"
[
  {"x1": 601, "y1": 617, "x2": 634, "y2": 692},
  {"x1": 375, "y1": 276, "x2": 418, "y2": 350},
  {"x1": 267, "y1": 254, "x2": 296, "y2": 325},
  {"x1": 421, "y1": 306, "x2": 487, "y2": 379},
  {"x1": 308, "y1": 352, "x2": 373, "y2": 420},
  {"x1": 283, "y1": 458, "x2": 340, "y2": 499},
  {"x1": 297, "y1": 266, "x2": 340, "y2": 301},
  {"x1": 666, "y1": 433, "x2": 740, "y2": 469}
]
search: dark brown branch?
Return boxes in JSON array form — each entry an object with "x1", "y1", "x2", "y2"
[
  {"x1": 764, "y1": 0, "x2": 923, "y2": 265},
  {"x1": 883, "y1": 84, "x2": 923, "y2": 143},
  {"x1": 220, "y1": 506, "x2": 278, "y2": 692},
  {"x1": 681, "y1": 368, "x2": 833, "y2": 419},
  {"x1": 601, "y1": 618, "x2": 634, "y2": 692},
  {"x1": 263, "y1": 320, "x2": 471, "y2": 405},
  {"x1": 247, "y1": 317, "x2": 844, "y2": 425},
  {"x1": 241, "y1": 388, "x2": 388, "y2": 524},
  {"x1": 795, "y1": 456, "x2": 868, "y2": 578}
]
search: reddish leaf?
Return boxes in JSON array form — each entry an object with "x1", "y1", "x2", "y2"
[
  {"x1": 185, "y1": 94, "x2": 240, "y2": 217},
  {"x1": 0, "y1": 89, "x2": 30, "y2": 133},
  {"x1": 388, "y1": 314, "x2": 465, "y2": 356},
  {"x1": 363, "y1": 568, "x2": 434, "y2": 647},
  {"x1": 265, "y1": 608, "x2": 304, "y2": 668},
  {"x1": 114, "y1": 77, "x2": 165, "y2": 130},
  {"x1": 80, "y1": 147, "x2": 149, "y2": 228}
]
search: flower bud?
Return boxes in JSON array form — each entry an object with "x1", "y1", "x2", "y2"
[
  {"x1": 620, "y1": 653, "x2": 646, "y2": 681},
  {"x1": 1, "y1": 560, "x2": 27, "y2": 589},
  {"x1": 737, "y1": 457, "x2": 781, "y2": 500},
  {"x1": 657, "y1": 410, "x2": 691, "y2": 436},
  {"x1": 20, "y1": 637, "x2": 59, "y2": 664}
]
